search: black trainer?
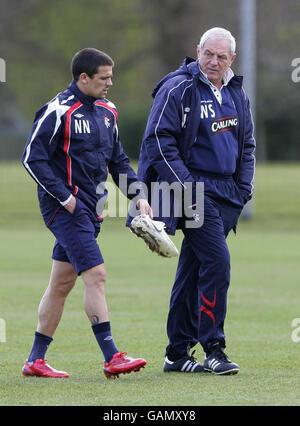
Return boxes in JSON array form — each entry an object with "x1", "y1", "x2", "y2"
[
  {"x1": 163, "y1": 350, "x2": 206, "y2": 373},
  {"x1": 203, "y1": 341, "x2": 239, "y2": 375}
]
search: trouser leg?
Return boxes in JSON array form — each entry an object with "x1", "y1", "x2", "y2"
[
  {"x1": 184, "y1": 208, "x2": 231, "y2": 350},
  {"x1": 166, "y1": 237, "x2": 201, "y2": 358},
  {"x1": 166, "y1": 198, "x2": 232, "y2": 356}
]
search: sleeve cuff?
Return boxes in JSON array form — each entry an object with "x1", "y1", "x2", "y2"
[{"x1": 60, "y1": 194, "x2": 73, "y2": 206}]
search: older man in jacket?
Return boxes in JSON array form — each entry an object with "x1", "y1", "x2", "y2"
[{"x1": 136, "y1": 27, "x2": 255, "y2": 375}]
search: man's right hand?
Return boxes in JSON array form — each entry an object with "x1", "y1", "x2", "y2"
[{"x1": 64, "y1": 195, "x2": 77, "y2": 214}]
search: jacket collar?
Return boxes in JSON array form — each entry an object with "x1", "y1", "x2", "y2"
[
  {"x1": 152, "y1": 57, "x2": 243, "y2": 98},
  {"x1": 68, "y1": 80, "x2": 97, "y2": 105},
  {"x1": 188, "y1": 58, "x2": 243, "y2": 87},
  {"x1": 198, "y1": 66, "x2": 234, "y2": 86}
]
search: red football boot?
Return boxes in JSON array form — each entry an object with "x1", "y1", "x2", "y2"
[
  {"x1": 103, "y1": 352, "x2": 146, "y2": 379},
  {"x1": 22, "y1": 359, "x2": 69, "y2": 378}
]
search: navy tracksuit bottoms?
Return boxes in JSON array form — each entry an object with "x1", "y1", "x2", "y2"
[{"x1": 166, "y1": 176, "x2": 244, "y2": 356}]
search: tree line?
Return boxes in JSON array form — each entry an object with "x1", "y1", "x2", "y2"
[{"x1": 1, "y1": 0, "x2": 299, "y2": 161}]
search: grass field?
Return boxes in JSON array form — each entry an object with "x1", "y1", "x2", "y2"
[{"x1": 0, "y1": 162, "x2": 300, "y2": 407}]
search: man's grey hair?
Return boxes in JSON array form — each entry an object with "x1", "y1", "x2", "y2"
[{"x1": 198, "y1": 27, "x2": 236, "y2": 56}]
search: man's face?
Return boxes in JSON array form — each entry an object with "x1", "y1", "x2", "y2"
[
  {"x1": 79, "y1": 65, "x2": 113, "y2": 99},
  {"x1": 197, "y1": 38, "x2": 236, "y2": 88}
]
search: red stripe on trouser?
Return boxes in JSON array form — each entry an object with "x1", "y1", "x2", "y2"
[
  {"x1": 199, "y1": 289, "x2": 216, "y2": 327},
  {"x1": 46, "y1": 206, "x2": 62, "y2": 227}
]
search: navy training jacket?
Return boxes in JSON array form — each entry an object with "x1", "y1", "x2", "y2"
[
  {"x1": 22, "y1": 81, "x2": 141, "y2": 222},
  {"x1": 132, "y1": 57, "x2": 256, "y2": 235}
]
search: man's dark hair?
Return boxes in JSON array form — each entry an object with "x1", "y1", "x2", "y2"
[{"x1": 71, "y1": 48, "x2": 114, "y2": 81}]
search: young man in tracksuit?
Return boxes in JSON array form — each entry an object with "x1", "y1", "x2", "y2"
[
  {"x1": 21, "y1": 48, "x2": 152, "y2": 379},
  {"x1": 136, "y1": 28, "x2": 255, "y2": 374}
]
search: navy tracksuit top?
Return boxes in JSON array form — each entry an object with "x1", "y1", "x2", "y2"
[
  {"x1": 22, "y1": 81, "x2": 140, "y2": 220},
  {"x1": 134, "y1": 57, "x2": 256, "y2": 234},
  {"x1": 189, "y1": 85, "x2": 239, "y2": 176}
]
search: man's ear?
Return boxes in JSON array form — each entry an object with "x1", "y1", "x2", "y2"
[
  {"x1": 78, "y1": 72, "x2": 90, "y2": 85},
  {"x1": 230, "y1": 53, "x2": 237, "y2": 66}
]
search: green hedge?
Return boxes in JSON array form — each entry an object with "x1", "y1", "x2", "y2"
[{"x1": 117, "y1": 106, "x2": 150, "y2": 160}]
